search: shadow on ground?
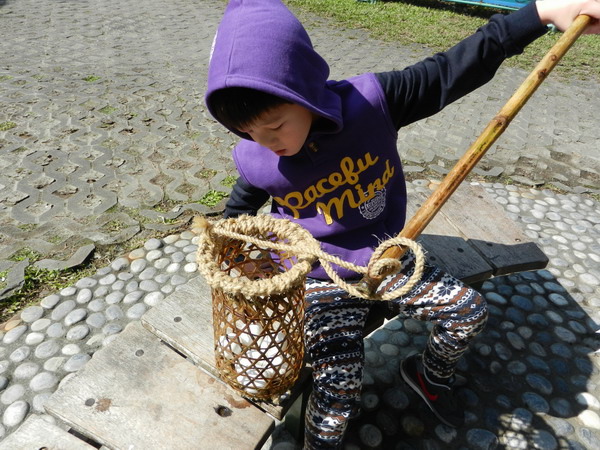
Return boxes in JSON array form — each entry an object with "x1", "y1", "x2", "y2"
[{"x1": 343, "y1": 270, "x2": 600, "y2": 449}]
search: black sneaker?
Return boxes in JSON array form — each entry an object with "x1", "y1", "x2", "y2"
[{"x1": 400, "y1": 353, "x2": 465, "y2": 428}]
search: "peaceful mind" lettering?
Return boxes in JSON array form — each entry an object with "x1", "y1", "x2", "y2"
[{"x1": 273, "y1": 153, "x2": 395, "y2": 225}]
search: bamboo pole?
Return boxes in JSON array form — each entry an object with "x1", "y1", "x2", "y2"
[{"x1": 356, "y1": 14, "x2": 592, "y2": 296}]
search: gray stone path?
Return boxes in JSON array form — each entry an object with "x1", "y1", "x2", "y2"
[
  {"x1": 1, "y1": 0, "x2": 599, "y2": 294},
  {"x1": 0, "y1": 0, "x2": 599, "y2": 448}
]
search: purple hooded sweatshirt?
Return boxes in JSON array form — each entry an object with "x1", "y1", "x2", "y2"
[
  {"x1": 205, "y1": 0, "x2": 547, "y2": 280},
  {"x1": 206, "y1": 0, "x2": 405, "y2": 280}
]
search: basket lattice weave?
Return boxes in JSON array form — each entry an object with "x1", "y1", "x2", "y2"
[
  {"x1": 195, "y1": 216, "x2": 316, "y2": 401},
  {"x1": 194, "y1": 214, "x2": 426, "y2": 401}
]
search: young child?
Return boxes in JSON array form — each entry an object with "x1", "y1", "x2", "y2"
[{"x1": 205, "y1": 0, "x2": 600, "y2": 447}]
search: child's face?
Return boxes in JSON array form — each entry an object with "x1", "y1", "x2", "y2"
[{"x1": 239, "y1": 104, "x2": 315, "y2": 157}]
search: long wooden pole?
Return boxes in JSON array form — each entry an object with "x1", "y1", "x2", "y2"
[{"x1": 356, "y1": 14, "x2": 592, "y2": 296}]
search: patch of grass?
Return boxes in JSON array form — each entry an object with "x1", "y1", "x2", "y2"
[
  {"x1": 286, "y1": 0, "x2": 600, "y2": 81},
  {"x1": 0, "y1": 271, "x2": 7, "y2": 291},
  {"x1": 102, "y1": 220, "x2": 129, "y2": 232},
  {"x1": 197, "y1": 190, "x2": 229, "y2": 207},
  {"x1": 9, "y1": 247, "x2": 41, "y2": 262},
  {"x1": 17, "y1": 224, "x2": 37, "y2": 232},
  {"x1": 0, "y1": 265, "x2": 96, "y2": 323},
  {"x1": 198, "y1": 168, "x2": 218, "y2": 179},
  {"x1": 83, "y1": 75, "x2": 101, "y2": 82},
  {"x1": 0, "y1": 75, "x2": 13, "y2": 82},
  {"x1": 0, "y1": 121, "x2": 17, "y2": 132},
  {"x1": 48, "y1": 235, "x2": 65, "y2": 244},
  {"x1": 222, "y1": 175, "x2": 238, "y2": 188},
  {"x1": 99, "y1": 105, "x2": 118, "y2": 115}
]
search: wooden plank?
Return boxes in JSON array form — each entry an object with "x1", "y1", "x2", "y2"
[
  {"x1": 141, "y1": 276, "x2": 310, "y2": 420},
  {"x1": 439, "y1": 184, "x2": 549, "y2": 275},
  {"x1": 142, "y1": 276, "x2": 216, "y2": 375},
  {"x1": 0, "y1": 415, "x2": 96, "y2": 450},
  {"x1": 407, "y1": 191, "x2": 494, "y2": 284},
  {"x1": 44, "y1": 321, "x2": 274, "y2": 450}
]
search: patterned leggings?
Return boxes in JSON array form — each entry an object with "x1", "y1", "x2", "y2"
[{"x1": 303, "y1": 253, "x2": 488, "y2": 449}]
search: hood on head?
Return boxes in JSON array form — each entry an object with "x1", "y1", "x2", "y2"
[{"x1": 205, "y1": 0, "x2": 342, "y2": 138}]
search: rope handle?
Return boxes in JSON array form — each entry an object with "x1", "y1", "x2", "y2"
[{"x1": 193, "y1": 216, "x2": 426, "y2": 301}]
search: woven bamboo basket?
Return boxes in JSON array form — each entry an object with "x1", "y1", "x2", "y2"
[
  {"x1": 195, "y1": 215, "x2": 426, "y2": 401},
  {"x1": 195, "y1": 215, "x2": 317, "y2": 401}
]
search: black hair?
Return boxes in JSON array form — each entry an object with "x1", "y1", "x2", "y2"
[{"x1": 209, "y1": 87, "x2": 292, "y2": 132}]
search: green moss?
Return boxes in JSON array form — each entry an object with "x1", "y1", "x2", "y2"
[
  {"x1": 83, "y1": 75, "x2": 101, "y2": 82},
  {"x1": 0, "y1": 122, "x2": 17, "y2": 132},
  {"x1": 17, "y1": 224, "x2": 37, "y2": 232},
  {"x1": 197, "y1": 190, "x2": 229, "y2": 207},
  {"x1": 99, "y1": 105, "x2": 118, "y2": 115},
  {"x1": 198, "y1": 169, "x2": 218, "y2": 179},
  {"x1": 9, "y1": 247, "x2": 41, "y2": 263},
  {"x1": 222, "y1": 175, "x2": 238, "y2": 188},
  {"x1": 0, "y1": 75, "x2": 13, "y2": 82}
]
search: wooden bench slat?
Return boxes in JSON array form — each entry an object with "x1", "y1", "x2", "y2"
[
  {"x1": 407, "y1": 190, "x2": 494, "y2": 284},
  {"x1": 439, "y1": 184, "x2": 549, "y2": 275},
  {"x1": 0, "y1": 415, "x2": 96, "y2": 450},
  {"x1": 44, "y1": 321, "x2": 274, "y2": 450},
  {"x1": 141, "y1": 277, "x2": 310, "y2": 420}
]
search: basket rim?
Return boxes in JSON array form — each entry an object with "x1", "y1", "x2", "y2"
[{"x1": 196, "y1": 215, "x2": 317, "y2": 298}]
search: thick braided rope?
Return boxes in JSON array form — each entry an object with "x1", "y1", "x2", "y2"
[{"x1": 193, "y1": 215, "x2": 425, "y2": 301}]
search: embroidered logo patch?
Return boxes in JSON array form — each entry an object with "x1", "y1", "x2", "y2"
[{"x1": 359, "y1": 188, "x2": 386, "y2": 220}]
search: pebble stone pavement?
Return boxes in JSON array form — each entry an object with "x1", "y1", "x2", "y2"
[{"x1": 0, "y1": 0, "x2": 599, "y2": 448}]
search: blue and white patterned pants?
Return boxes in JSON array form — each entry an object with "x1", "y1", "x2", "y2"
[{"x1": 302, "y1": 253, "x2": 487, "y2": 449}]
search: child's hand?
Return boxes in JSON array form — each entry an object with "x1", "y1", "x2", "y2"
[{"x1": 536, "y1": 0, "x2": 600, "y2": 34}]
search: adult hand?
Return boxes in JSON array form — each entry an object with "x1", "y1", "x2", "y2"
[{"x1": 536, "y1": 0, "x2": 600, "y2": 34}]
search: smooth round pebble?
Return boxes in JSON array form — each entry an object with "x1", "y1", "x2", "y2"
[
  {"x1": 184, "y1": 262, "x2": 198, "y2": 273},
  {"x1": 131, "y1": 259, "x2": 147, "y2": 273},
  {"x1": 126, "y1": 303, "x2": 147, "y2": 320},
  {"x1": 75, "y1": 277, "x2": 97, "y2": 289},
  {"x1": 76, "y1": 288, "x2": 93, "y2": 304},
  {"x1": 30, "y1": 318, "x2": 51, "y2": 332},
  {"x1": 1, "y1": 384, "x2": 26, "y2": 405},
  {"x1": 51, "y1": 300, "x2": 76, "y2": 321},
  {"x1": 32, "y1": 392, "x2": 52, "y2": 413},
  {"x1": 46, "y1": 323, "x2": 66, "y2": 338},
  {"x1": 43, "y1": 357, "x2": 66, "y2": 373},
  {"x1": 123, "y1": 291, "x2": 144, "y2": 304},
  {"x1": 106, "y1": 292, "x2": 125, "y2": 305},
  {"x1": 66, "y1": 325, "x2": 90, "y2": 341},
  {"x1": 63, "y1": 354, "x2": 91, "y2": 372},
  {"x1": 3, "y1": 326, "x2": 27, "y2": 345},
  {"x1": 29, "y1": 372, "x2": 58, "y2": 391},
  {"x1": 40, "y1": 294, "x2": 60, "y2": 309},
  {"x1": 13, "y1": 362, "x2": 40, "y2": 380},
  {"x1": 20, "y1": 306, "x2": 44, "y2": 323},
  {"x1": 86, "y1": 312, "x2": 106, "y2": 328},
  {"x1": 62, "y1": 344, "x2": 81, "y2": 356},
  {"x1": 105, "y1": 305, "x2": 124, "y2": 320},
  {"x1": 111, "y1": 257, "x2": 130, "y2": 271},
  {"x1": 3, "y1": 400, "x2": 29, "y2": 427},
  {"x1": 144, "y1": 292, "x2": 164, "y2": 307},
  {"x1": 9, "y1": 346, "x2": 30, "y2": 363},
  {"x1": 144, "y1": 238, "x2": 163, "y2": 250},
  {"x1": 64, "y1": 308, "x2": 87, "y2": 326},
  {"x1": 34, "y1": 340, "x2": 60, "y2": 359},
  {"x1": 466, "y1": 429, "x2": 498, "y2": 450}
]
